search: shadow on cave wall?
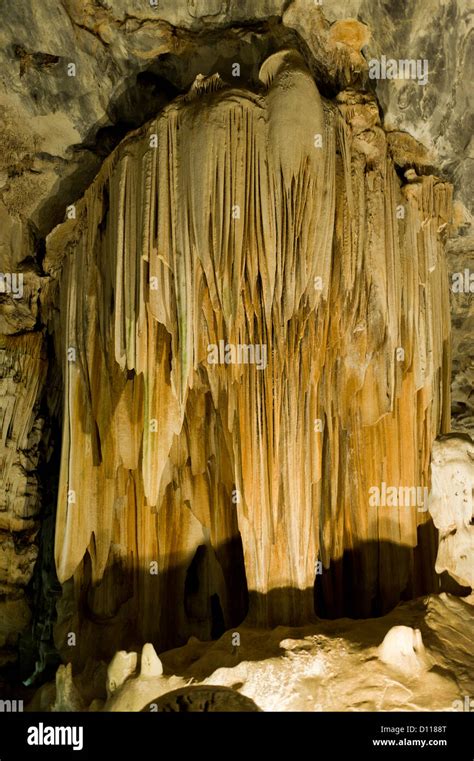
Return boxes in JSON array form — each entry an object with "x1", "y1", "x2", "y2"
[
  {"x1": 47, "y1": 535, "x2": 249, "y2": 673},
  {"x1": 40, "y1": 521, "x2": 471, "y2": 678},
  {"x1": 314, "y1": 522, "x2": 471, "y2": 620}
]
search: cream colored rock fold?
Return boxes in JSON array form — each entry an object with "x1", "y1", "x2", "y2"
[
  {"x1": 429, "y1": 434, "x2": 474, "y2": 588},
  {"x1": 45, "y1": 50, "x2": 451, "y2": 661}
]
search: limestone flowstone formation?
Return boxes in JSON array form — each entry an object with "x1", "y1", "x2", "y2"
[{"x1": 39, "y1": 48, "x2": 454, "y2": 667}]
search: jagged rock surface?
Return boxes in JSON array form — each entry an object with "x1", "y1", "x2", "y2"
[{"x1": 0, "y1": 333, "x2": 47, "y2": 666}]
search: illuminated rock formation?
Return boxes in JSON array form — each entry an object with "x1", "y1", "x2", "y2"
[
  {"x1": 429, "y1": 433, "x2": 474, "y2": 589},
  {"x1": 40, "y1": 49, "x2": 453, "y2": 666},
  {"x1": 377, "y1": 625, "x2": 430, "y2": 676}
]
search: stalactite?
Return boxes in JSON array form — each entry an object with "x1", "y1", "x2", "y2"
[{"x1": 43, "y1": 50, "x2": 452, "y2": 664}]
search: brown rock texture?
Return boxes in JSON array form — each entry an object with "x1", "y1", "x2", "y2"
[{"x1": 0, "y1": 333, "x2": 47, "y2": 665}]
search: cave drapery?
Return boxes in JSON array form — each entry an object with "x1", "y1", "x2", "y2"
[{"x1": 44, "y1": 50, "x2": 452, "y2": 664}]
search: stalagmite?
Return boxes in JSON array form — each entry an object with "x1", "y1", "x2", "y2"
[
  {"x1": 107, "y1": 651, "x2": 138, "y2": 697},
  {"x1": 52, "y1": 663, "x2": 85, "y2": 712},
  {"x1": 104, "y1": 647, "x2": 184, "y2": 713},
  {"x1": 43, "y1": 49, "x2": 452, "y2": 666},
  {"x1": 377, "y1": 626, "x2": 430, "y2": 676},
  {"x1": 140, "y1": 643, "x2": 163, "y2": 678}
]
